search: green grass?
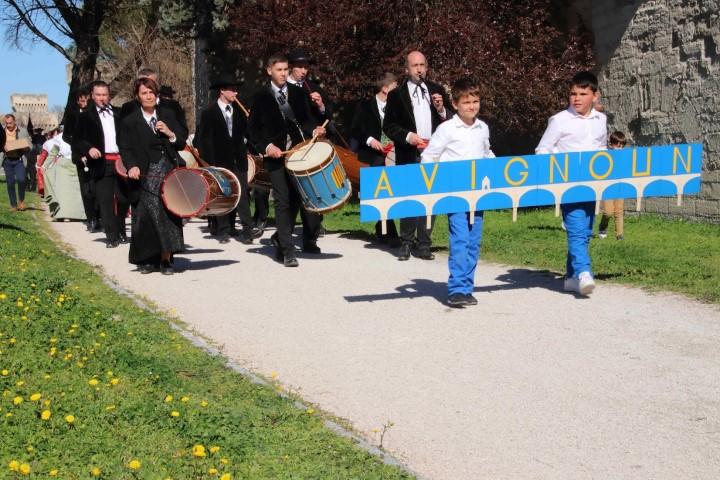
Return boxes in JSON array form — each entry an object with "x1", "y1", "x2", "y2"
[
  {"x1": 324, "y1": 201, "x2": 720, "y2": 303},
  {"x1": 0, "y1": 186, "x2": 413, "y2": 478}
]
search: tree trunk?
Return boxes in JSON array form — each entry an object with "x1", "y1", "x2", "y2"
[{"x1": 62, "y1": 38, "x2": 100, "y2": 125}]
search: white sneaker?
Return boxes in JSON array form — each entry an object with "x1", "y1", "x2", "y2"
[
  {"x1": 561, "y1": 221, "x2": 566, "y2": 231},
  {"x1": 563, "y1": 277, "x2": 579, "y2": 292},
  {"x1": 598, "y1": 230, "x2": 608, "y2": 239},
  {"x1": 578, "y1": 271, "x2": 596, "y2": 296}
]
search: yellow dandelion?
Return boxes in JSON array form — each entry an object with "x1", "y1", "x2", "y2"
[
  {"x1": 26, "y1": 445, "x2": 34, "y2": 452},
  {"x1": 19, "y1": 463, "x2": 30, "y2": 475},
  {"x1": 8, "y1": 460, "x2": 20, "y2": 471},
  {"x1": 164, "y1": 395, "x2": 173, "y2": 403},
  {"x1": 41, "y1": 409, "x2": 52, "y2": 420},
  {"x1": 44, "y1": 374, "x2": 51, "y2": 379},
  {"x1": 105, "y1": 405, "x2": 115, "y2": 411},
  {"x1": 65, "y1": 414, "x2": 75, "y2": 424},
  {"x1": 49, "y1": 347, "x2": 57, "y2": 356},
  {"x1": 220, "y1": 457, "x2": 229, "y2": 465},
  {"x1": 192, "y1": 444, "x2": 206, "y2": 458},
  {"x1": 200, "y1": 400, "x2": 209, "y2": 407},
  {"x1": 0, "y1": 293, "x2": 6, "y2": 300},
  {"x1": 1, "y1": 369, "x2": 8, "y2": 376},
  {"x1": 208, "y1": 467, "x2": 218, "y2": 474},
  {"x1": 106, "y1": 371, "x2": 113, "y2": 377},
  {"x1": 209, "y1": 446, "x2": 220, "y2": 454},
  {"x1": 128, "y1": 459, "x2": 141, "y2": 470},
  {"x1": 49, "y1": 337, "x2": 57, "y2": 343},
  {"x1": 181, "y1": 396, "x2": 189, "y2": 402},
  {"x1": 15, "y1": 380, "x2": 23, "y2": 386},
  {"x1": 49, "y1": 469, "x2": 58, "y2": 476},
  {"x1": 220, "y1": 474, "x2": 232, "y2": 480},
  {"x1": 110, "y1": 378, "x2": 119, "y2": 386},
  {"x1": 306, "y1": 408, "x2": 315, "y2": 415},
  {"x1": 270, "y1": 371, "x2": 279, "y2": 379},
  {"x1": 90, "y1": 466, "x2": 101, "y2": 476},
  {"x1": 88, "y1": 378, "x2": 99, "y2": 386},
  {"x1": 170, "y1": 411, "x2": 180, "y2": 418},
  {"x1": 13, "y1": 396, "x2": 23, "y2": 406},
  {"x1": 43, "y1": 399, "x2": 51, "y2": 407},
  {"x1": 30, "y1": 393, "x2": 41, "y2": 401}
]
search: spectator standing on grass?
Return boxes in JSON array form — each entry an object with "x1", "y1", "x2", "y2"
[
  {"x1": 2, "y1": 114, "x2": 31, "y2": 212},
  {"x1": 598, "y1": 131, "x2": 628, "y2": 241}
]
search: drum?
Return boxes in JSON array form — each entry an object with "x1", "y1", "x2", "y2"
[
  {"x1": 248, "y1": 154, "x2": 272, "y2": 188},
  {"x1": 333, "y1": 143, "x2": 362, "y2": 191},
  {"x1": 161, "y1": 167, "x2": 240, "y2": 218},
  {"x1": 285, "y1": 140, "x2": 352, "y2": 213}
]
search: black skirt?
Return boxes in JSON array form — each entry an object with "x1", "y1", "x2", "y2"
[{"x1": 128, "y1": 157, "x2": 184, "y2": 265}]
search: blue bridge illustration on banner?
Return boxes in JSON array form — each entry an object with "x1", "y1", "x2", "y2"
[{"x1": 360, "y1": 144, "x2": 703, "y2": 228}]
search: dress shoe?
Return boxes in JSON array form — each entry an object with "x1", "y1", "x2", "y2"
[
  {"x1": 464, "y1": 294, "x2": 478, "y2": 306},
  {"x1": 283, "y1": 255, "x2": 299, "y2": 267},
  {"x1": 138, "y1": 264, "x2": 157, "y2": 274},
  {"x1": 229, "y1": 229, "x2": 241, "y2": 238},
  {"x1": 119, "y1": 232, "x2": 129, "y2": 243},
  {"x1": 106, "y1": 240, "x2": 120, "y2": 248},
  {"x1": 415, "y1": 248, "x2": 435, "y2": 260},
  {"x1": 302, "y1": 242, "x2": 321, "y2": 254},
  {"x1": 270, "y1": 233, "x2": 284, "y2": 261},
  {"x1": 397, "y1": 243, "x2": 411, "y2": 261},
  {"x1": 255, "y1": 218, "x2": 267, "y2": 231},
  {"x1": 240, "y1": 227, "x2": 263, "y2": 243},
  {"x1": 447, "y1": 294, "x2": 467, "y2": 308},
  {"x1": 160, "y1": 261, "x2": 175, "y2": 275},
  {"x1": 218, "y1": 234, "x2": 231, "y2": 244}
]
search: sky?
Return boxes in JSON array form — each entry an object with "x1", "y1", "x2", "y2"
[{"x1": 1, "y1": 39, "x2": 70, "y2": 114}]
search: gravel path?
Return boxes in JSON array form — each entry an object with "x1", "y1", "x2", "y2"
[{"x1": 50, "y1": 217, "x2": 720, "y2": 480}]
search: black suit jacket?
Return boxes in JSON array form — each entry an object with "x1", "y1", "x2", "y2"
[
  {"x1": 383, "y1": 80, "x2": 451, "y2": 165},
  {"x1": 196, "y1": 102, "x2": 249, "y2": 172},
  {"x1": 0, "y1": 127, "x2": 5, "y2": 154},
  {"x1": 63, "y1": 105, "x2": 84, "y2": 154},
  {"x1": 351, "y1": 97, "x2": 386, "y2": 165},
  {"x1": 119, "y1": 98, "x2": 188, "y2": 135},
  {"x1": 72, "y1": 103, "x2": 122, "y2": 179},
  {"x1": 247, "y1": 83, "x2": 320, "y2": 156},
  {"x1": 118, "y1": 105, "x2": 186, "y2": 204}
]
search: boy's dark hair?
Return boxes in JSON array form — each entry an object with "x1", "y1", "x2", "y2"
[
  {"x1": 450, "y1": 78, "x2": 480, "y2": 103},
  {"x1": 375, "y1": 72, "x2": 397, "y2": 93},
  {"x1": 609, "y1": 131, "x2": 627, "y2": 147},
  {"x1": 89, "y1": 80, "x2": 109, "y2": 93},
  {"x1": 570, "y1": 71, "x2": 598, "y2": 92},
  {"x1": 267, "y1": 53, "x2": 288, "y2": 68},
  {"x1": 76, "y1": 87, "x2": 90, "y2": 99}
]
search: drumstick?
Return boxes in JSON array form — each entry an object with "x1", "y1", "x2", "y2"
[
  {"x1": 263, "y1": 120, "x2": 330, "y2": 158},
  {"x1": 233, "y1": 98, "x2": 250, "y2": 118}
]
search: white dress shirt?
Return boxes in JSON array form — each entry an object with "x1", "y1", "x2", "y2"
[
  {"x1": 141, "y1": 109, "x2": 176, "y2": 143},
  {"x1": 97, "y1": 105, "x2": 119, "y2": 154},
  {"x1": 421, "y1": 116, "x2": 495, "y2": 163},
  {"x1": 366, "y1": 94, "x2": 387, "y2": 146},
  {"x1": 218, "y1": 99, "x2": 233, "y2": 137},
  {"x1": 407, "y1": 81, "x2": 433, "y2": 141},
  {"x1": 535, "y1": 107, "x2": 607, "y2": 154}
]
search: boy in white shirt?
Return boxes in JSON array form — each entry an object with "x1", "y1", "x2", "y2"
[
  {"x1": 535, "y1": 71, "x2": 607, "y2": 296},
  {"x1": 421, "y1": 79, "x2": 495, "y2": 308}
]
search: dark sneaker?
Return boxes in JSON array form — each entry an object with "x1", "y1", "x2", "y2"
[
  {"x1": 302, "y1": 242, "x2": 321, "y2": 254},
  {"x1": 218, "y1": 234, "x2": 231, "y2": 244},
  {"x1": 106, "y1": 240, "x2": 120, "y2": 248},
  {"x1": 447, "y1": 294, "x2": 466, "y2": 308},
  {"x1": 464, "y1": 294, "x2": 478, "y2": 306},
  {"x1": 415, "y1": 248, "x2": 435, "y2": 260},
  {"x1": 284, "y1": 256, "x2": 299, "y2": 267},
  {"x1": 397, "y1": 243, "x2": 411, "y2": 261},
  {"x1": 138, "y1": 264, "x2": 157, "y2": 274},
  {"x1": 160, "y1": 261, "x2": 175, "y2": 275}
]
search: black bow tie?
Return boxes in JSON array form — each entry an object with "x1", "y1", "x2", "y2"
[
  {"x1": 99, "y1": 106, "x2": 112, "y2": 115},
  {"x1": 412, "y1": 84, "x2": 427, "y2": 100},
  {"x1": 225, "y1": 105, "x2": 231, "y2": 113}
]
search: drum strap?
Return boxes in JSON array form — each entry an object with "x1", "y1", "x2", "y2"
[{"x1": 271, "y1": 86, "x2": 304, "y2": 142}]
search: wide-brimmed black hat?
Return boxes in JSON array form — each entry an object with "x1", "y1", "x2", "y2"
[
  {"x1": 159, "y1": 85, "x2": 176, "y2": 97},
  {"x1": 210, "y1": 73, "x2": 242, "y2": 89},
  {"x1": 288, "y1": 48, "x2": 313, "y2": 65}
]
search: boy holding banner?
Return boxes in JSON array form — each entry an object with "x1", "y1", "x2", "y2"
[
  {"x1": 421, "y1": 79, "x2": 495, "y2": 308},
  {"x1": 536, "y1": 71, "x2": 607, "y2": 296}
]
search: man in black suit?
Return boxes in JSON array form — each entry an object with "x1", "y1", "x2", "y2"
[
  {"x1": 351, "y1": 72, "x2": 400, "y2": 245},
  {"x1": 196, "y1": 74, "x2": 261, "y2": 244},
  {"x1": 73, "y1": 80, "x2": 129, "y2": 247},
  {"x1": 119, "y1": 67, "x2": 188, "y2": 134},
  {"x1": 65, "y1": 88, "x2": 99, "y2": 231},
  {"x1": 383, "y1": 50, "x2": 451, "y2": 261},
  {"x1": 247, "y1": 53, "x2": 326, "y2": 267}
]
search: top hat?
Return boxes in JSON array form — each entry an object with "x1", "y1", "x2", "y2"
[
  {"x1": 159, "y1": 85, "x2": 176, "y2": 97},
  {"x1": 288, "y1": 48, "x2": 313, "y2": 65},
  {"x1": 210, "y1": 73, "x2": 242, "y2": 90}
]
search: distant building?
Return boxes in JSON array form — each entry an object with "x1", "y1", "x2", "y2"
[{"x1": 8, "y1": 93, "x2": 59, "y2": 132}]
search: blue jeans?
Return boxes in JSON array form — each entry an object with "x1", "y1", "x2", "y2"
[
  {"x1": 2, "y1": 159, "x2": 26, "y2": 207},
  {"x1": 561, "y1": 201, "x2": 595, "y2": 278},
  {"x1": 447, "y1": 211, "x2": 484, "y2": 295}
]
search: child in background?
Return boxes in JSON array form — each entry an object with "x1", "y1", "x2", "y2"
[
  {"x1": 598, "y1": 131, "x2": 628, "y2": 240},
  {"x1": 421, "y1": 78, "x2": 495, "y2": 308}
]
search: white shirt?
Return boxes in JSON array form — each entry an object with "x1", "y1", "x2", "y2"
[
  {"x1": 217, "y1": 99, "x2": 232, "y2": 116},
  {"x1": 407, "y1": 81, "x2": 433, "y2": 141},
  {"x1": 141, "y1": 109, "x2": 157, "y2": 130},
  {"x1": 97, "y1": 105, "x2": 118, "y2": 153},
  {"x1": 366, "y1": 94, "x2": 387, "y2": 146},
  {"x1": 270, "y1": 81, "x2": 288, "y2": 101},
  {"x1": 421, "y1": 115, "x2": 495, "y2": 163},
  {"x1": 535, "y1": 107, "x2": 607, "y2": 154},
  {"x1": 51, "y1": 133, "x2": 72, "y2": 158}
]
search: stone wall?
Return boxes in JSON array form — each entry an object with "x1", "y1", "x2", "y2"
[{"x1": 585, "y1": 0, "x2": 720, "y2": 222}]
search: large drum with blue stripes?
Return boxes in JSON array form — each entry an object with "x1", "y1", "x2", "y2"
[{"x1": 285, "y1": 140, "x2": 352, "y2": 213}]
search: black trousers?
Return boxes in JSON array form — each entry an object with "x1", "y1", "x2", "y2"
[
  {"x1": 25, "y1": 154, "x2": 37, "y2": 190},
  {"x1": 266, "y1": 158, "x2": 321, "y2": 257},
  {"x1": 75, "y1": 162, "x2": 98, "y2": 222},
  {"x1": 95, "y1": 161, "x2": 129, "y2": 241},
  {"x1": 396, "y1": 154, "x2": 433, "y2": 248},
  {"x1": 216, "y1": 168, "x2": 254, "y2": 236},
  {"x1": 252, "y1": 186, "x2": 270, "y2": 223}
]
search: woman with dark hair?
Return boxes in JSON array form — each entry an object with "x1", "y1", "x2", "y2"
[{"x1": 118, "y1": 78, "x2": 188, "y2": 274}]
